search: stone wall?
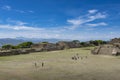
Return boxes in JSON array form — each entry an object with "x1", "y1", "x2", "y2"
[{"x1": 0, "y1": 41, "x2": 81, "y2": 56}]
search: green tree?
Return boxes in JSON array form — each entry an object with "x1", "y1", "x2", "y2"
[
  {"x1": 80, "y1": 42, "x2": 89, "y2": 47},
  {"x1": 89, "y1": 40, "x2": 107, "y2": 46},
  {"x1": 41, "y1": 42, "x2": 48, "y2": 44},
  {"x1": 72, "y1": 40, "x2": 80, "y2": 44},
  {"x1": 18, "y1": 42, "x2": 33, "y2": 48},
  {"x1": 2, "y1": 44, "x2": 14, "y2": 49},
  {"x1": 11, "y1": 46, "x2": 20, "y2": 49}
]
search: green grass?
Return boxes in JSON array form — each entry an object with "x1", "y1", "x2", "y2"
[{"x1": 0, "y1": 47, "x2": 120, "y2": 80}]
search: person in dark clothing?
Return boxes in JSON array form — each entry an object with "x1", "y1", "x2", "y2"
[
  {"x1": 34, "y1": 62, "x2": 37, "y2": 67},
  {"x1": 42, "y1": 62, "x2": 44, "y2": 67}
]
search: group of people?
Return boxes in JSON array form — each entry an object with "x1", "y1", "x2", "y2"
[
  {"x1": 71, "y1": 53, "x2": 87, "y2": 60},
  {"x1": 34, "y1": 54, "x2": 88, "y2": 68},
  {"x1": 34, "y1": 62, "x2": 44, "y2": 68}
]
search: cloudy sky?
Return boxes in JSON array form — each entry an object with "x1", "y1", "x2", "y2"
[{"x1": 0, "y1": 0, "x2": 120, "y2": 40}]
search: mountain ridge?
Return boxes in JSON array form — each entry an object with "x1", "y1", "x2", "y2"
[{"x1": 0, "y1": 37, "x2": 70, "y2": 46}]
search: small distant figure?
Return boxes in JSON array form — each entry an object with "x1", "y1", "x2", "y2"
[
  {"x1": 71, "y1": 56, "x2": 77, "y2": 60},
  {"x1": 42, "y1": 62, "x2": 44, "y2": 67},
  {"x1": 74, "y1": 56, "x2": 77, "y2": 60},
  {"x1": 85, "y1": 56, "x2": 87, "y2": 59},
  {"x1": 34, "y1": 62, "x2": 37, "y2": 67},
  {"x1": 72, "y1": 57, "x2": 74, "y2": 60}
]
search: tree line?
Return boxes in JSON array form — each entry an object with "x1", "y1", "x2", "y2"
[{"x1": 1, "y1": 40, "x2": 108, "y2": 50}]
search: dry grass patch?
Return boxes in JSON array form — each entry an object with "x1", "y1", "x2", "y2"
[{"x1": 0, "y1": 47, "x2": 120, "y2": 80}]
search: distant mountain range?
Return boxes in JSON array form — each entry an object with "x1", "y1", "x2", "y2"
[
  {"x1": 0, "y1": 38, "x2": 24, "y2": 46},
  {"x1": 0, "y1": 37, "x2": 70, "y2": 47}
]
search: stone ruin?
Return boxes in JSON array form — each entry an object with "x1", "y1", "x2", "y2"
[
  {"x1": 0, "y1": 41, "x2": 81, "y2": 56},
  {"x1": 91, "y1": 38, "x2": 120, "y2": 56}
]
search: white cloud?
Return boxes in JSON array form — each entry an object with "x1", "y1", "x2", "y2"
[
  {"x1": 86, "y1": 22, "x2": 107, "y2": 27},
  {"x1": 13, "y1": 26, "x2": 42, "y2": 30},
  {"x1": 16, "y1": 21, "x2": 27, "y2": 26},
  {"x1": 28, "y1": 10, "x2": 34, "y2": 13},
  {"x1": 15, "y1": 10, "x2": 34, "y2": 13},
  {"x1": 0, "y1": 24, "x2": 65, "y2": 39},
  {"x1": 15, "y1": 10, "x2": 26, "y2": 13},
  {"x1": 88, "y1": 9, "x2": 98, "y2": 14},
  {"x1": 1, "y1": 5, "x2": 34, "y2": 13},
  {"x1": 2, "y1": 5, "x2": 11, "y2": 11},
  {"x1": 0, "y1": 24, "x2": 44, "y2": 31},
  {"x1": 0, "y1": 23, "x2": 118, "y2": 40},
  {"x1": 67, "y1": 19, "x2": 82, "y2": 25},
  {"x1": 67, "y1": 10, "x2": 107, "y2": 29},
  {"x1": 7, "y1": 19, "x2": 27, "y2": 26},
  {"x1": 88, "y1": 13, "x2": 106, "y2": 21}
]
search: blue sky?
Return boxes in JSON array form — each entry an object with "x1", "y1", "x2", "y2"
[{"x1": 0, "y1": 0, "x2": 120, "y2": 41}]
